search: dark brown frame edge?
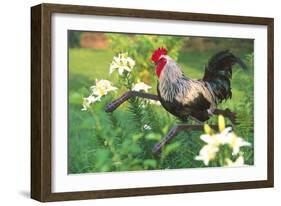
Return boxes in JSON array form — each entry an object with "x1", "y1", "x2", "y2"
[{"x1": 31, "y1": 3, "x2": 274, "y2": 202}]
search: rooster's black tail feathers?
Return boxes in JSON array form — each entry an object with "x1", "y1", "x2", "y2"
[{"x1": 203, "y1": 50, "x2": 247, "y2": 102}]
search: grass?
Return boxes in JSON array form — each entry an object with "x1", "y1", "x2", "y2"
[{"x1": 68, "y1": 47, "x2": 254, "y2": 174}]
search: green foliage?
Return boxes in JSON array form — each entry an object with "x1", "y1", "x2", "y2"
[
  {"x1": 106, "y1": 34, "x2": 185, "y2": 86},
  {"x1": 68, "y1": 31, "x2": 82, "y2": 48},
  {"x1": 68, "y1": 35, "x2": 254, "y2": 173},
  {"x1": 235, "y1": 53, "x2": 254, "y2": 164}
]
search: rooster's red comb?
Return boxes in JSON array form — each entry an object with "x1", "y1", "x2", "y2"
[{"x1": 151, "y1": 47, "x2": 168, "y2": 62}]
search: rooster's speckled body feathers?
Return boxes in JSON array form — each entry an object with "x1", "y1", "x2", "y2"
[{"x1": 152, "y1": 49, "x2": 246, "y2": 122}]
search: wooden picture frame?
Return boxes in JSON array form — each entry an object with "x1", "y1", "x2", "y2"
[{"x1": 31, "y1": 3, "x2": 274, "y2": 202}]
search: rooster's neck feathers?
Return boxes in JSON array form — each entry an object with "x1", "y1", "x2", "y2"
[{"x1": 158, "y1": 57, "x2": 186, "y2": 102}]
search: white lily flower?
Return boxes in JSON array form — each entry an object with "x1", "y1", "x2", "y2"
[
  {"x1": 118, "y1": 65, "x2": 131, "y2": 75},
  {"x1": 81, "y1": 95, "x2": 101, "y2": 111},
  {"x1": 225, "y1": 156, "x2": 247, "y2": 167},
  {"x1": 109, "y1": 53, "x2": 135, "y2": 75},
  {"x1": 81, "y1": 99, "x2": 90, "y2": 111},
  {"x1": 224, "y1": 133, "x2": 251, "y2": 155},
  {"x1": 195, "y1": 115, "x2": 251, "y2": 167},
  {"x1": 200, "y1": 127, "x2": 232, "y2": 146},
  {"x1": 82, "y1": 79, "x2": 117, "y2": 111},
  {"x1": 127, "y1": 56, "x2": 135, "y2": 68},
  {"x1": 109, "y1": 62, "x2": 120, "y2": 74},
  {"x1": 132, "y1": 82, "x2": 152, "y2": 92},
  {"x1": 195, "y1": 145, "x2": 219, "y2": 166},
  {"x1": 113, "y1": 55, "x2": 121, "y2": 63},
  {"x1": 92, "y1": 79, "x2": 117, "y2": 96},
  {"x1": 200, "y1": 134, "x2": 220, "y2": 146}
]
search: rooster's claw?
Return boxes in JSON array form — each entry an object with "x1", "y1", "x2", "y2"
[{"x1": 224, "y1": 108, "x2": 237, "y2": 125}]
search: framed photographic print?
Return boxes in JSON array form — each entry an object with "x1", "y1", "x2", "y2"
[{"x1": 31, "y1": 3, "x2": 274, "y2": 202}]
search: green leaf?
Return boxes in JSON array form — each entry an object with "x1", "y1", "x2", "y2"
[
  {"x1": 132, "y1": 133, "x2": 143, "y2": 142},
  {"x1": 145, "y1": 133, "x2": 161, "y2": 141},
  {"x1": 95, "y1": 149, "x2": 111, "y2": 166},
  {"x1": 129, "y1": 144, "x2": 142, "y2": 154},
  {"x1": 163, "y1": 142, "x2": 180, "y2": 157},
  {"x1": 144, "y1": 159, "x2": 157, "y2": 169}
]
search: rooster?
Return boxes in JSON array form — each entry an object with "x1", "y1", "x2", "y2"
[
  {"x1": 151, "y1": 48, "x2": 247, "y2": 123},
  {"x1": 105, "y1": 48, "x2": 247, "y2": 154}
]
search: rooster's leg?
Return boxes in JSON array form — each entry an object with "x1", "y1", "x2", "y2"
[
  {"x1": 105, "y1": 91, "x2": 159, "y2": 112},
  {"x1": 152, "y1": 124, "x2": 218, "y2": 154},
  {"x1": 213, "y1": 108, "x2": 237, "y2": 125}
]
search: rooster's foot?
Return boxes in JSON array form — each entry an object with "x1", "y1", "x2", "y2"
[{"x1": 214, "y1": 108, "x2": 237, "y2": 125}]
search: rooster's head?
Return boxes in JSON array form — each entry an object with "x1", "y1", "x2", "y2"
[{"x1": 151, "y1": 47, "x2": 168, "y2": 78}]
